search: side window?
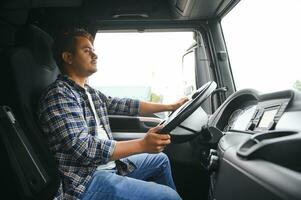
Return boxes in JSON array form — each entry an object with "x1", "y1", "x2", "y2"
[
  {"x1": 89, "y1": 31, "x2": 196, "y2": 107},
  {"x1": 222, "y1": 0, "x2": 301, "y2": 93}
]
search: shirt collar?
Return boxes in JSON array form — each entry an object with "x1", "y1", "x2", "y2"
[{"x1": 58, "y1": 74, "x2": 94, "y2": 93}]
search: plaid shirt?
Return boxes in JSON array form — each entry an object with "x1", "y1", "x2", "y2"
[{"x1": 38, "y1": 75, "x2": 139, "y2": 200}]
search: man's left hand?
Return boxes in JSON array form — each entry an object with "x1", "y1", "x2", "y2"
[{"x1": 170, "y1": 97, "x2": 189, "y2": 111}]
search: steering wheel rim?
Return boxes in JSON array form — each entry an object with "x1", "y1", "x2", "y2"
[{"x1": 160, "y1": 81, "x2": 217, "y2": 135}]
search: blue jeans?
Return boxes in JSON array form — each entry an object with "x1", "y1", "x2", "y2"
[{"x1": 80, "y1": 153, "x2": 182, "y2": 200}]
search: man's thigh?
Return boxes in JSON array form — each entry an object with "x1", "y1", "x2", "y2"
[{"x1": 81, "y1": 170, "x2": 181, "y2": 200}]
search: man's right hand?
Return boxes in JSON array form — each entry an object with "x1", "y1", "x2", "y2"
[
  {"x1": 111, "y1": 125, "x2": 171, "y2": 161},
  {"x1": 140, "y1": 125, "x2": 171, "y2": 153}
]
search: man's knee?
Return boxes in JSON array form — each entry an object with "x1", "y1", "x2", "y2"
[
  {"x1": 159, "y1": 187, "x2": 182, "y2": 200},
  {"x1": 157, "y1": 152, "x2": 170, "y2": 164}
]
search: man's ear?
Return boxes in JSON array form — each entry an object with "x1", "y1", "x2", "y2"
[{"x1": 62, "y1": 51, "x2": 73, "y2": 65}]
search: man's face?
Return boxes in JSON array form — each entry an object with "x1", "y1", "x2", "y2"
[{"x1": 70, "y1": 36, "x2": 98, "y2": 77}]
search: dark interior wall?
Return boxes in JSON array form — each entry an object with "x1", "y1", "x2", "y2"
[
  {"x1": 0, "y1": 0, "x2": 29, "y2": 85},
  {"x1": 0, "y1": 21, "x2": 23, "y2": 200},
  {"x1": 0, "y1": 2, "x2": 27, "y2": 198},
  {"x1": 0, "y1": 23, "x2": 19, "y2": 107}
]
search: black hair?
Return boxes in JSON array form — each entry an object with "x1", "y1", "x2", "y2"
[{"x1": 52, "y1": 28, "x2": 94, "y2": 72}]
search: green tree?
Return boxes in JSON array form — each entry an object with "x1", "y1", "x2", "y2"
[
  {"x1": 294, "y1": 80, "x2": 301, "y2": 91},
  {"x1": 150, "y1": 92, "x2": 163, "y2": 103}
]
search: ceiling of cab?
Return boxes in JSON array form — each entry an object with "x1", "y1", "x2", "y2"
[{"x1": 1, "y1": 0, "x2": 239, "y2": 26}]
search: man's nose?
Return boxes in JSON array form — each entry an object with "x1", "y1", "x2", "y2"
[{"x1": 91, "y1": 51, "x2": 98, "y2": 59}]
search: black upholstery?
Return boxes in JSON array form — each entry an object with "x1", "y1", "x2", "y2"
[
  {"x1": 12, "y1": 25, "x2": 59, "y2": 113},
  {"x1": 0, "y1": 25, "x2": 60, "y2": 200}
]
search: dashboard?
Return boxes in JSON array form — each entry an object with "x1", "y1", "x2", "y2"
[
  {"x1": 223, "y1": 104, "x2": 256, "y2": 132},
  {"x1": 209, "y1": 89, "x2": 301, "y2": 134},
  {"x1": 207, "y1": 89, "x2": 301, "y2": 200}
]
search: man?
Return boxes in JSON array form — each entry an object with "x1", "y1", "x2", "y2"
[{"x1": 38, "y1": 28, "x2": 187, "y2": 200}]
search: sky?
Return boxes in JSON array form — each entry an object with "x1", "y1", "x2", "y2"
[{"x1": 222, "y1": 0, "x2": 301, "y2": 93}]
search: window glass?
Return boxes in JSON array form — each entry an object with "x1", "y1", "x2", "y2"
[
  {"x1": 182, "y1": 51, "x2": 196, "y2": 95},
  {"x1": 89, "y1": 32, "x2": 195, "y2": 105},
  {"x1": 222, "y1": 0, "x2": 301, "y2": 93}
]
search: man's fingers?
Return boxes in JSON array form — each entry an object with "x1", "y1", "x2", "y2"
[
  {"x1": 148, "y1": 125, "x2": 171, "y2": 138},
  {"x1": 149, "y1": 125, "x2": 163, "y2": 133},
  {"x1": 181, "y1": 97, "x2": 189, "y2": 103},
  {"x1": 144, "y1": 126, "x2": 172, "y2": 153},
  {"x1": 158, "y1": 133, "x2": 170, "y2": 139},
  {"x1": 150, "y1": 132, "x2": 170, "y2": 142},
  {"x1": 159, "y1": 139, "x2": 171, "y2": 145}
]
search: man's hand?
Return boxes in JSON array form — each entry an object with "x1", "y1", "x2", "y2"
[
  {"x1": 169, "y1": 97, "x2": 189, "y2": 111},
  {"x1": 111, "y1": 125, "x2": 170, "y2": 160},
  {"x1": 140, "y1": 125, "x2": 171, "y2": 153}
]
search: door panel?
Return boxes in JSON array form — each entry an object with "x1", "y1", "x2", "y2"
[
  {"x1": 109, "y1": 115, "x2": 162, "y2": 133},
  {"x1": 109, "y1": 115, "x2": 161, "y2": 140}
]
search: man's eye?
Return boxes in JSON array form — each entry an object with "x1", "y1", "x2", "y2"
[{"x1": 84, "y1": 48, "x2": 94, "y2": 53}]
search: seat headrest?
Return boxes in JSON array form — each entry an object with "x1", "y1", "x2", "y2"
[{"x1": 16, "y1": 25, "x2": 57, "y2": 70}]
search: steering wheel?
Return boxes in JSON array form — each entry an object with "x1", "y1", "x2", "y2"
[{"x1": 160, "y1": 81, "x2": 217, "y2": 143}]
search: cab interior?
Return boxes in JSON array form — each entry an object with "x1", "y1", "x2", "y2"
[{"x1": 1, "y1": 0, "x2": 301, "y2": 200}]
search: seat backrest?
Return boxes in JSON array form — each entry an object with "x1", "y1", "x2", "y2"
[
  {"x1": 0, "y1": 25, "x2": 60, "y2": 200},
  {"x1": 12, "y1": 25, "x2": 60, "y2": 113}
]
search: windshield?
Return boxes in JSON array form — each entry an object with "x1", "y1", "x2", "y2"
[
  {"x1": 89, "y1": 32, "x2": 195, "y2": 103},
  {"x1": 222, "y1": 0, "x2": 301, "y2": 93},
  {"x1": 88, "y1": 31, "x2": 195, "y2": 117}
]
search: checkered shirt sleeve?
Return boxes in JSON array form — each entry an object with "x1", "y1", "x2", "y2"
[{"x1": 104, "y1": 95, "x2": 140, "y2": 116}]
